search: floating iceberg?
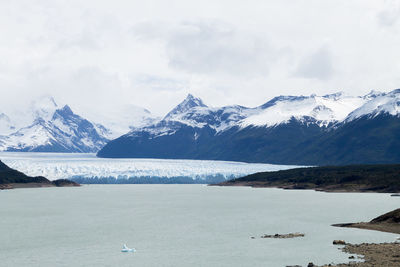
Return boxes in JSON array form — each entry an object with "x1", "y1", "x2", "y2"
[{"x1": 121, "y1": 244, "x2": 136, "y2": 253}]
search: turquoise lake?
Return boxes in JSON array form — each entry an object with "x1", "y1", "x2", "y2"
[{"x1": 0, "y1": 185, "x2": 398, "y2": 266}]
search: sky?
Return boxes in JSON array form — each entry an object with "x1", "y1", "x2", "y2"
[{"x1": 0, "y1": 0, "x2": 400, "y2": 117}]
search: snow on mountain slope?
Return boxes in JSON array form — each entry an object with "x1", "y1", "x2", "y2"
[
  {"x1": 165, "y1": 93, "x2": 207, "y2": 119},
  {"x1": 169, "y1": 94, "x2": 259, "y2": 130},
  {"x1": 98, "y1": 90, "x2": 400, "y2": 163},
  {"x1": 241, "y1": 92, "x2": 367, "y2": 128},
  {"x1": 106, "y1": 90, "x2": 400, "y2": 143},
  {"x1": 0, "y1": 96, "x2": 60, "y2": 135},
  {"x1": 1, "y1": 119, "x2": 59, "y2": 151},
  {"x1": 125, "y1": 92, "x2": 372, "y2": 140},
  {"x1": 346, "y1": 89, "x2": 400, "y2": 121},
  {"x1": 0, "y1": 98, "x2": 109, "y2": 152},
  {"x1": 126, "y1": 94, "x2": 258, "y2": 138},
  {"x1": 161, "y1": 94, "x2": 215, "y2": 129}
]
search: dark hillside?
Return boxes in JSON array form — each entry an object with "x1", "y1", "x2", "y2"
[
  {"x1": 0, "y1": 160, "x2": 50, "y2": 184},
  {"x1": 0, "y1": 160, "x2": 79, "y2": 189},
  {"x1": 218, "y1": 164, "x2": 400, "y2": 192}
]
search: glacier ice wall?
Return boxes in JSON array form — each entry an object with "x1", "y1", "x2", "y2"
[{"x1": 0, "y1": 152, "x2": 302, "y2": 183}]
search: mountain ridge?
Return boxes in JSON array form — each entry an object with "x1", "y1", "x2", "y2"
[
  {"x1": 97, "y1": 89, "x2": 400, "y2": 165},
  {"x1": 0, "y1": 96, "x2": 157, "y2": 152}
]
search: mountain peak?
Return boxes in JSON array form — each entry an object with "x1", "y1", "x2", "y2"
[
  {"x1": 390, "y1": 88, "x2": 400, "y2": 95},
  {"x1": 364, "y1": 90, "x2": 384, "y2": 99},
  {"x1": 60, "y1": 105, "x2": 73, "y2": 114},
  {"x1": 165, "y1": 94, "x2": 207, "y2": 119},
  {"x1": 322, "y1": 91, "x2": 345, "y2": 99},
  {"x1": 260, "y1": 95, "x2": 307, "y2": 109},
  {"x1": 51, "y1": 105, "x2": 75, "y2": 119},
  {"x1": 183, "y1": 94, "x2": 206, "y2": 106}
]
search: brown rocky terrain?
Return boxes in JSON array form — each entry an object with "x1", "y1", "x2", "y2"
[
  {"x1": 333, "y1": 208, "x2": 400, "y2": 234},
  {"x1": 317, "y1": 209, "x2": 400, "y2": 266}
]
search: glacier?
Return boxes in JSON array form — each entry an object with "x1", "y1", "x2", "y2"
[{"x1": 0, "y1": 152, "x2": 301, "y2": 183}]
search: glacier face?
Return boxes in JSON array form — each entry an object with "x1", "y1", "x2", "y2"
[{"x1": 0, "y1": 152, "x2": 301, "y2": 183}]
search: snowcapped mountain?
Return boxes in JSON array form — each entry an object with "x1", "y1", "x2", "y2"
[
  {"x1": 242, "y1": 92, "x2": 366, "y2": 128},
  {"x1": 165, "y1": 93, "x2": 208, "y2": 119},
  {"x1": 119, "y1": 91, "x2": 369, "y2": 140},
  {"x1": 0, "y1": 97, "x2": 110, "y2": 152},
  {"x1": 98, "y1": 89, "x2": 400, "y2": 165},
  {"x1": 160, "y1": 94, "x2": 255, "y2": 131},
  {"x1": 346, "y1": 89, "x2": 400, "y2": 122},
  {"x1": 121, "y1": 94, "x2": 256, "y2": 140},
  {"x1": 0, "y1": 103, "x2": 109, "y2": 152},
  {"x1": 3, "y1": 90, "x2": 400, "y2": 163},
  {"x1": 0, "y1": 96, "x2": 59, "y2": 134},
  {"x1": 0, "y1": 96, "x2": 158, "y2": 152}
]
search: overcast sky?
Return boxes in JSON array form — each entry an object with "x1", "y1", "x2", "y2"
[{"x1": 1, "y1": 0, "x2": 400, "y2": 116}]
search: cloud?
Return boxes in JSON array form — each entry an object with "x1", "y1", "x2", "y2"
[
  {"x1": 294, "y1": 46, "x2": 334, "y2": 81},
  {"x1": 1, "y1": 0, "x2": 400, "y2": 118},
  {"x1": 133, "y1": 20, "x2": 276, "y2": 77},
  {"x1": 133, "y1": 74, "x2": 187, "y2": 91},
  {"x1": 10, "y1": 66, "x2": 127, "y2": 114},
  {"x1": 377, "y1": 1, "x2": 400, "y2": 27}
]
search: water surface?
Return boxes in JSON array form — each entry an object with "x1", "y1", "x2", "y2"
[{"x1": 0, "y1": 185, "x2": 398, "y2": 266}]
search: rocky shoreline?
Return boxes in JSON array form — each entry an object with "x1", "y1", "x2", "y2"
[
  {"x1": 318, "y1": 243, "x2": 400, "y2": 267},
  {"x1": 333, "y1": 208, "x2": 400, "y2": 234},
  {"x1": 252, "y1": 210, "x2": 400, "y2": 267},
  {"x1": 313, "y1": 209, "x2": 400, "y2": 266},
  {"x1": 0, "y1": 180, "x2": 80, "y2": 190}
]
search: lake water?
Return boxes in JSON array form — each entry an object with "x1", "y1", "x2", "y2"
[
  {"x1": 0, "y1": 185, "x2": 398, "y2": 267},
  {"x1": 0, "y1": 152, "x2": 300, "y2": 183}
]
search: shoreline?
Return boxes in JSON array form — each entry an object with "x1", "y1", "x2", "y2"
[
  {"x1": 318, "y1": 209, "x2": 400, "y2": 266},
  {"x1": 333, "y1": 208, "x2": 400, "y2": 234},
  {"x1": 214, "y1": 182, "x2": 400, "y2": 193},
  {"x1": 216, "y1": 164, "x2": 400, "y2": 193},
  {"x1": 0, "y1": 182, "x2": 55, "y2": 190},
  {"x1": 333, "y1": 222, "x2": 400, "y2": 235},
  {"x1": 0, "y1": 180, "x2": 80, "y2": 190},
  {"x1": 319, "y1": 242, "x2": 400, "y2": 267},
  {"x1": 216, "y1": 182, "x2": 400, "y2": 266}
]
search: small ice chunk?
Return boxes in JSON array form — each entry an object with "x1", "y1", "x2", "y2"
[{"x1": 121, "y1": 244, "x2": 136, "y2": 253}]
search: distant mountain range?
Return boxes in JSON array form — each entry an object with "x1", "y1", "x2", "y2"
[
  {"x1": 0, "y1": 96, "x2": 156, "y2": 152},
  {"x1": 1, "y1": 90, "x2": 400, "y2": 165},
  {"x1": 97, "y1": 89, "x2": 400, "y2": 165}
]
